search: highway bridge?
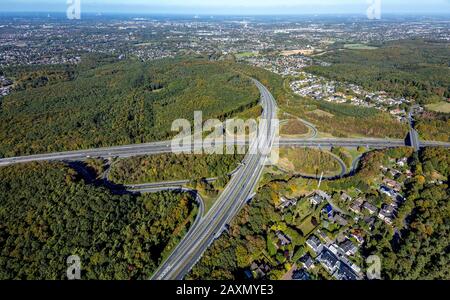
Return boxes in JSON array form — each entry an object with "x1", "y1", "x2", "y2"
[{"x1": 1, "y1": 138, "x2": 448, "y2": 167}]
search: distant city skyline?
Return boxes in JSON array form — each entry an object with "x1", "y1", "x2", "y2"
[{"x1": 2, "y1": 0, "x2": 450, "y2": 15}]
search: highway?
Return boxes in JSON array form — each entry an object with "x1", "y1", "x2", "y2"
[
  {"x1": 408, "y1": 111, "x2": 421, "y2": 151},
  {"x1": 125, "y1": 180, "x2": 208, "y2": 191},
  {"x1": 279, "y1": 138, "x2": 406, "y2": 148},
  {"x1": 1, "y1": 138, "x2": 449, "y2": 167},
  {"x1": 149, "y1": 78, "x2": 278, "y2": 280}
]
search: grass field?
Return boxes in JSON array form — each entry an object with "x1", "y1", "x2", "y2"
[
  {"x1": 343, "y1": 44, "x2": 378, "y2": 50},
  {"x1": 278, "y1": 147, "x2": 342, "y2": 177},
  {"x1": 298, "y1": 215, "x2": 318, "y2": 236},
  {"x1": 280, "y1": 119, "x2": 310, "y2": 136},
  {"x1": 426, "y1": 102, "x2": 450, "y2": 113},
  {"x1": 294, "y1": 199, "x2": 313, "y2": 221}
]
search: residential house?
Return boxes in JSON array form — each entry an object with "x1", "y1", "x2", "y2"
[
  {"x1": 292, "y1": 269, "x2": 310, "y2": 280},
  {"x1": 317, "y1": 248, "x2": 340, "y2": 274},
  {"x1": 350, "y1": 198, "x2": 364, "y2": 214},
  {"x1": 351, "y1": 230, "x2": 365, "y2": 245},
  {"x1": 333, "y1": 263, "x2": 360, "y2": 280},
  {"x1": 310, "y1": 194, "x2": 323, "y2": 206},
  {"x1": 390, "y1": 169, "x2": 402, "y2": 178},
  {"x1": 244, "y1": 270, "x2": 253, "y2": 279},
  {"x1": 384, "y1": 178, "x2": 402, "y2": 192},
  {"x1": 250, "y1": 262, "x2": 271, "y2": 279},
  {"x1": 390, "y1": 108, "x2": 406, "y2": 116},
  {"x1": 276, "y1": 231, "x2": 292, "y2": 247},
  {"x1": 338, "y1": 239, "x2": 358, "y2": 256},
  {"x1": 397, "y1": 157, "x2": 408, "y2": 168},
  {"x1": 306, "y1": 236, "x2": 323, "y2": 255},
  {"x1": 333, "y1": 214, "x2": 348, "y2": 226},
  {"x1": 363, "y1": 202, "x2": 378, "y2": 215},
  {"x1": 363, "y1": 216, "x2": 376, "y2": 229},
  {"x1": 378, "y1": 204, "x2": 396, "y2": 225},
  {"x1": 322, "y1": 204, "x2": 333, "y2": 217},
  {"x1": 317, "y1": 190, "x2": 331, "y2": 201},
  {"x1": 340, "y1": 192, "x2": 352, "y2": 202},
  {"x1": 278, "y1": 196, "x2": 297, "y2": 210},
  {"x1": 317, "y1": 230, "x2": 332, "y2": 245},
  {"x1": 309, "y1": 190, "x2": 331, "y2": 206},
  {"x1": 300, "y1": 255, "x2": 315, "y2": 270}
]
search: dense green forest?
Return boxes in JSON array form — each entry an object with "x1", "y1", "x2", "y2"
[
  {"x1": 363, "y1": 147, "x2": 449, "y2": 279},
  {"x1": 0, "y1": 162, "x2": 197, "y2": 279},
  {"x1": 188, "y1": 147, "x2": 449, "y2": 280},
  {"x1": 416, "y1": 111, "x2": 450, "y2": 142},
  {"x1": 306, "y1": 39, "x2": 450, "y2": 104},
  {"x1": 109, "y1": 151, "x2": 245, "y2": 184},
  {"x1": 0, "y1": 56, "x2": 259, "y2": 157}
]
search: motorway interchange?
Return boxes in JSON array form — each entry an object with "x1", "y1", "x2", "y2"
[{"x1": 0, "y1": 80, "x2": 449, "y2": 280}]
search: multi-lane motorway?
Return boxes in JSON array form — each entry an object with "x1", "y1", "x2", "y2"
[
  {"x1": 150, "y1": 78, "x2": 278, "y2": 279},
  {"x1": 1, "y1": 138, "x2": 448, "y2": 167}
]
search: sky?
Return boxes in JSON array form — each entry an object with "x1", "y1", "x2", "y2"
[{"x1": 2, "y1": 0, "x2": 450, "y2": 15}]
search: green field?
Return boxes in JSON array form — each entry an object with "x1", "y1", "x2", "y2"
[
  {"x1": 236, "y1": 51, "x2": 258, "y2": 58},
  {"x1": 344, "y1": 43, "x2": 378, "y2": 50},
  {"x1": 298, "y1": 215, "x2": 318, "y2": 236},
  {"x1": 280, "y1": 119, "x2": 310, "y2": 136},
  {"x1": 426, "y1": 102, "x2": 450, "y2": 113},
  {"x1": 278, "y1": 147, "x2": 343, "y2": 177}
]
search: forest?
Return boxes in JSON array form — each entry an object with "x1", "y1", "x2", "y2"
[
  {"x1": 415, "y1": 111, "x2": 450, "y2": 142},
  {"x1": 0, "y1": 162, "x2": 197, "y2": 279},
  {"x1": 306, "y1": 39, "x2": 450, "y2": 104},
  {"x1": 109, "y1": 151, "x2": 245, "y2": 184},
  {"x1": 363, "y1": 147, "x2": 449, "y2": 279},
  {"x1": 0, "y1": 56, "x2": 259, "y2": 157}
]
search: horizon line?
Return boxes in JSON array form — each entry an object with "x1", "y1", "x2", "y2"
[{"x1": 2, "y1": 11, "x2": 450, "y2": 16}]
